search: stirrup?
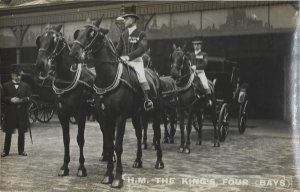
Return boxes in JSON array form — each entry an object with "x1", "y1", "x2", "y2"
[{"x1": 144, "y1": 99, "x2": 154, "y2": 111}]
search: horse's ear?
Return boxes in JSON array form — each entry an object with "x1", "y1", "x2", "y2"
[
  {"x1": 93, "y1": 14, "x2": 104, "y2": 28},
  {"x1": 36, "y1": 35, "x2": 41, "y2": 48},
  {"x1": 74, "y1": 30, "x2": 80, "y2": 40},
  {"x1": 55, "y1": 24, "x2": 63, "y2": 32},
  {"x1": 100, "y1": 27, "x2": 109, "y2": 35},
  {"x1": 172, "y1": 43, "x2": 176, "y2": 51}
]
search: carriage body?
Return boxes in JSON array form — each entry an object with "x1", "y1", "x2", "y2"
[{"x1": 206, "y1": 58, "x2": 249, "y2": 141}]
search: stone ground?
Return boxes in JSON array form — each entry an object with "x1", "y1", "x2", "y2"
[{"x1": 0, "y1": 116, "x2": 300, "y2": 192}]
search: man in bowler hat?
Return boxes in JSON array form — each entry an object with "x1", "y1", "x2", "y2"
[{"x1": 1, "y1": 64, "x2": 31, "y2": 157}]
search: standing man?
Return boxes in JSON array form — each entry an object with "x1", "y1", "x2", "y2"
[
  {"x1": 115, "y1": 5, "x2": 153, "y2": 111},
  {"x1": 1, "y1": 65, "x2": 31, "y2": 157},
  {"x1": 190, "y1": 37, "x2": 212, "y2": 106}
]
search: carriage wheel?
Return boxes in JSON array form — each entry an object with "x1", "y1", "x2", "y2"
[
  {"x1": 28, "y1": 100, "x2": 38, "y2": 124},
  {"x1": 36, "y1": 102, "x2": 55, "y2": 123},
  {"x1": 70, "y1": 116, "x2": 78, "y2": 124},
  {"x1": 238, "y1": 100, "x2": 248, "y2": 134},
  {"x1": 218, "y1": 103, "x2": 229, "y2": 142}
]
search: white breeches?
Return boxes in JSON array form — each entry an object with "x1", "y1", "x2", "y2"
[
  {"x1": 196, "y1": 70, "x2": 209, "y2": 90},
  {"x1": 128, "y1": 57, "x2": 147, "y2": 84}
]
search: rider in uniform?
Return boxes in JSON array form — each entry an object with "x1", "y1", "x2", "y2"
[
  {"x1": 115, "y1": 5, "x2": 153, "y2": 111},
  {"x1": 190, "y1": 37, "x2": 212, "y2": 106}
]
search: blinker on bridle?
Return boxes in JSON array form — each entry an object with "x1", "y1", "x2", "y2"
[{"x1": 38, "y1": 30, "x2": 66, "y2": 70}]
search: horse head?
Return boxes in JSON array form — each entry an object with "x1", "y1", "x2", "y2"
[
  {"x1": 170, "y1": 44, "x2": 190, "y2": 81},
  {"x1": 69, "y1": 16, "x2": 109, "y2": 63},
  {"x1": 35, "y1": 24, "x2": 65, "y2": 80}
]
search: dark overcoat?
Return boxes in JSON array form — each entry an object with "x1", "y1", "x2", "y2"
[{"x1": 2, "y1": 81, "x2": 31, "y2": 134}]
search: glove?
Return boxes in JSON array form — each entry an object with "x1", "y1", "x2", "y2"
[
  {"x1": 191, "y1": 65, "x2": 196, "y2": 70},
  {"x1": 120, "y1": 56, "x2": 129, "y2": 62}
]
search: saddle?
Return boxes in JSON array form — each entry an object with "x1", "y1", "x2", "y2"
[{"x1": 194, "y1": 75, "x2": 214, "y2": 96}]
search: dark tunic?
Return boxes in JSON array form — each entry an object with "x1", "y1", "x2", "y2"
[
  {"x1": 189, "y1": 51, "x2": 208, "y2": 70},
  {"x1": 2, "y1": 81, "x2": 31, "y2": 134},
  {"x1": 115, "y1": 27, "x2": 147, "y2": 61}
]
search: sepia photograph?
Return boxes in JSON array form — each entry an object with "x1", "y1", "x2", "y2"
[{"x1": 0, "y1": 0, "x2": 299, "y2": 191}]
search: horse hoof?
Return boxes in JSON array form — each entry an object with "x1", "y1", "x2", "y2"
[
  {"x1": 77, "y1": 168, "x2": 87, "y2": 177},
  {"x1": 101, "y1": 174, "x2": 114, "y2": 184},
  {"x1": 151, "y1": 144, "x2": 156, "y2": 150},
  {"x1": 133, "y1": 160, "x2": 143, "y2": 168},
  {"x1": 196, "y1": 140, "x2": 202, "y2": 145},
  {"x1": 58, "y1": 169, "x2": 69, "y2": 176},
  {"x1": 155, "y1": 161, "x2": 164, "y2": 169},
  {"x1": 142, "y1": 143, "x2": 148, "y2": 150},
  {"x1": 214, "y1": 142, "x2": 220, "y2": 147},
  {"x1": 184, "y1": 148, "x2": 190, "y2": 154},
  {"x1": 111, "y1": 178, "x2": 123, "y2": 188},
  {"x1": 177, "y1": 147, "x2": 184, "y2": 153}
]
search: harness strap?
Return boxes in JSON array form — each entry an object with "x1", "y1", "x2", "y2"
[
  {"x1": 176, "y1": 73, "x2": 195, "y2": 92},
  {"x1": 52, "y1": 64, "x2": 82, "y2": 94},
  {"x1": 93, "y1": 63, "x2": 123, "y2": 95}
]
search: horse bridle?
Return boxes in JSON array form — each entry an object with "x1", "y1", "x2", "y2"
[
  {"x1": 172, "y1": 51, "x2": 191, "y2": 82},
  {"x1": 73, "y1": 25, "x2": 106, "y2": 60},
  {"x1": 38, "y1": 30, "x2": 67, "y2": 70},
  {"x1": 72, "y1": 25, "x2": 126, "y2": 65}
]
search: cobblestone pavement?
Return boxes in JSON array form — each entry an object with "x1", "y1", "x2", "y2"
[{"x1": 1, "y1": 116, "x2": 299, "y2": 192}]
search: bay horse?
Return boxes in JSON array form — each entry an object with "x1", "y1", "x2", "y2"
[
  {"x1": 35, "y1": 24, "x2": 97, "y2": 177},
  {"x1": 170, "y1": 45, "x2": 220, "y2": 154},
  {"x1": 141, "y1": 51, "x2": 177, "y2": 148},
  {"x1": 69, "y1": 18, "x2": 164, "y2": 188}
]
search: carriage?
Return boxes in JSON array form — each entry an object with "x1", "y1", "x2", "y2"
[
  {"x1": 207, "y1": 58, "x2": 249, "y2": 142},
  {"x1": 10, "y1": 63, "x2": 56, "y2": 124}
]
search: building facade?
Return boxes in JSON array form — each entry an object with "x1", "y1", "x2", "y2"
[{"x1": 0, "y1": 1, "x2": 298, "y2": 120}]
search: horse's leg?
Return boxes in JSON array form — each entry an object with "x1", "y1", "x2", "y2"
[
  {"x1": 132, "y1": 114, "x2": 143, "y2": 168},
  {"x1": 153, "y1": 109, "x2": 164, "y2": 169},
  {"x1": 57, "y1": 112, "x2": 70, "y2": 176},
  {"x1": 111, "y1": 116, "x2": 126, "y2": 188},
  {"x1": 177, "y1": 110, "x2": 185, "y2": 153},
  {"x1": 76, "y1": 107, "x2": 87, "y2": 177},
  {"x1": 141, "y1": 116, "x2": 148, "y2": 149},
  {"x1": 100, "y1": 113, "x2": 115, "y2": 185},
  {"x1": 211, "y1": 103, "x2": 220, "y2": 147},
  {"x1": 184, "y1": 110, "x2": 193, "y2": 154},
  {"x1": 169, "y1": 109, "x2": 176, "y2": 144},
  {"x1": 162, "y1": 111, "x2": 170, "y2": 144},
  {"x1": 196, "y1": 111, "x2": 203, "y2": 145}
]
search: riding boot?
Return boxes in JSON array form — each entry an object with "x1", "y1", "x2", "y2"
[{"x1": 142, "y1": 89, "x2": 153, "y2": 111}]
